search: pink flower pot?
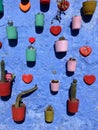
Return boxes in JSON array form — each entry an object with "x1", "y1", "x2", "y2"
[
  {"x1": 72, "y1": 16, "x2": 82, "y2": 30},
  {"x1": 55, "y1": 40, "x2": 68, "y2": 52},
  {"x1": 67, "y1": 58, "x2": 77, "y2": 72},
  {"x1": 50, "y1": 80, "x2": 60, "y2": 92}
]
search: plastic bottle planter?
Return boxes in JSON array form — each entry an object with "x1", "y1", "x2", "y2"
[
  {"x1": 19, "y1": 0, "x2": 31, "y2": 12},
  {"x1": 72, "y1": 16, "x2": 82, "y2": 30},
  {"x1": 0, "y1": 60, "x2": 11, "y2": 96},
  {"x1": 55, "y1": 36, "x2": 68, "y2": 52},
  {"x1": 57, "y1": 0, "x2": 70, "y2": 11},
  {"x1": 44, "y1": 105, "x2": 54, "y2": 123},
  {"x1": 40, "y1": 0, "x2": 50, "y2": 12},
  {"x1": 35, "y1": 13, "x2": 44, "y2": 33},
  {"x1": 82, "y1": 0, "x2": 97, "y2": 15},
  {"x1": 67, "y1": 58, "x2": 77, "y2": 72},
  {"x1": 67, "y1": 79, "x2": 79, "y2": 114},
  {"x1": 0, "y1": 0, "x2": 4, "y2": 17},
  {"x1": 50, "y1": 80, "x2": 60, "y2": 92},
  {"x1": 12, "y1": 85, "x2": 38, "y2": 122}
]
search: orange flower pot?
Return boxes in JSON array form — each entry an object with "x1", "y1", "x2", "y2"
[
  {"x1": 0, "y1": 82, "x2": 11, "y2": 96},
  {"x1": 19, "y1": 1, "x2": 31, "y2": 12}
]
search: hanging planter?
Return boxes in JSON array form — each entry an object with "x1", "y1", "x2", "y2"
[
  {"x1": 44, "y1": 105, "x2": 54, "y2": 123},
  {"x1": 67, "y1": 79, "x2": 79, "y2": 114},
  {"x1": 0, "y1": 60, "x2": 11, "y2": 96},
  {"x1": 82, "y1": 0, "x2": 97, "y2": 15},
  {"x1": 12, "y1": 85, "x2": 38, "y2": 122},
  {"x1": 19, "y1": 0, "x2": 31, "y2": 12},
  {"x1": 67, "y1": 57, "x2": 77, "y2": 72},
  {"x1": 57, "y1": 0, "x2": 70, "y2": 11},
  {"x1": 55, "y1": 36, "x2": 68, "y2": 52},
  {"x1": 50, "y1": 80, "x2": 60, "y2": 92},
  {"x1": 72, "y1": 16, "x2": 82, "y2": 30}
]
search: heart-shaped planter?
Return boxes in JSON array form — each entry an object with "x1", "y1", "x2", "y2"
[
  {"x1": 50, "y1": 26, "x2": 62, "y2": 36},
  {"x1": 22, "y1": 74, "x2": 33, "y2": 84},
  {"x1": 83, "y1": 75, "x2": 96, "y2": 85},
  {"x1": 29, "y1": 37, "x2": 36, "y2": 44},
  {"x1": 79, "y1": 46, "x2": 92, "y2": 57}
]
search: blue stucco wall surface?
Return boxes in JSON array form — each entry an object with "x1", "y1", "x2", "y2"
[{"x1": 0, "y1": 0, "x2": 98, "y2": 130}]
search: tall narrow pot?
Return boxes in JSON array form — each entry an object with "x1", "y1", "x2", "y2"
[
  {"x1": 6, "y1": 26, "x2": 17, "y2": 40},
  {"x1": 67, "y1": 58, "x2": 77, "y2": 72},
  {"x1": 26, "y1": 48, "x2": 36, "y2": 62},
  {"x1": 72, "y1": 16, "x2": 82, "y2": 30}
]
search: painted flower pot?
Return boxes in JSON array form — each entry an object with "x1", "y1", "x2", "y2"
[
  {"x1": 35, "y1": 13, "x2": 44, "y2": 27},
  {"x1": 57, "y1": 0, "x2": 70, "y2": 11},
  {"x1": 72, "y1": 16, "x2": 82, "y2": 30},
  {"x1": 12, "y1": 104, "x2": 26, "y2": 122},
  {"x1": 45, "y1": 105, "x2": 54, "y2": 123},
  {"x1": 67, "y1": 58, "x2": 77, "y2": 72},
  {"x1": 19, "y1": 0, "x2": 31, "y2": 12},
  {"x1": 0, "y1": 0, "x2": 4, "y2": 12},
  {"x1": 82, "y1": 1, "x2": 97, "y2": 15},
  {"x1": 26, "y1": 48, "x2": 36, "y2": 62},
  {"x1": 6, "y1": 26, "x2": 18, "y2": 40},
  {"x1": 50, "y1": 80, "x2": 60, "y2": 92},
  {"x1": 0, "y1": 81, "x2": 11, "y2": 96},
  {"x1": 67, "y1": 99, "x2": 79, "y2": 113},
  {"x1": 40, "y1": 0, "x2": 50, "y2": 4},
  {"x1": 55, "y1": 39, "x2": 68, "y2": 52}
]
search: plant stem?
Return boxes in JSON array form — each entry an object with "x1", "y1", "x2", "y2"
[{"x1": 15, "y1": 85, "x2": 38, "y2": 108}]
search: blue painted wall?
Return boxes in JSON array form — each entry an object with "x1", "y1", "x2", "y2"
[{"x1": 0, "y1": 0, "x2": 98, "y2": 129}]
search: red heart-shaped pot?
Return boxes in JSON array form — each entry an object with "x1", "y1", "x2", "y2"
[
  {"x1": 57, "y1": 1, "x2": 70, "y2": 11},
  {"x1": 50, "y1": 26, "x2": 62, "y2": 36},
  {"x1": 22, "y1": 74, "x2": 33, "y2": 84},
  {"x1": 79, "y1": 46, "x2": 92, "y2": 57},
  {"x1": 29, "y1": 37, "x2": 36, "y2": 44},
  {"x1": 83, "y1": 75, "x2": 96, "y2": 85}
]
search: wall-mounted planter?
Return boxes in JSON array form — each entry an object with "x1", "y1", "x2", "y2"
[
  {"x1": 55, "y1": 36, "x2": 68, "y2": 52},
  {"x1": 57, "y1": 0, "x2": 70, "y2": 11},
  {"x1": 19, "y1": 0, "x2": 31, "y2": 12},
  {"x1": 40, "y1": 0, "x2": 50, "y2": 12},
  {"x1": 50, "y1": 80, "x2": 60, "y2": 92},
  {"x1": 0, "y1": 0, "x2": 4, "y2": 13},
  {"x1": 44, "y1": 105, "x2": 54, "y2": 123},
  {"x1": 40, "y1": 0, "x2": 50, "y2": 4},
  {"x1": 82, "y1": 1, "x2": 97, "y2": 15},
  {"x1": 72, "y1": 16, "x2": 82, "y2": 30},
  {"x1": 26, "y1": 46, "x2": 36, "y2": 62},
  {"x1": 67, "y1": 58, "x2": 77, "y2": 72}
]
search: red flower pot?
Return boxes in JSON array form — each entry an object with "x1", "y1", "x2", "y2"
[
  {"x1": 0, "y1": 82, "x2": 11, "y2": 96},
  {"x1": 67, "y1": 99, "x2": 79, "y2": 113},
  {"x1": 57, "y1": 0, "x2": 70, "y2": 11},
  {"x1": 12, "y1": 104, "x2": 26, "y2": 122},
  {"x1": 40, "y1": 0, "x2": 50, "y2": 4}
]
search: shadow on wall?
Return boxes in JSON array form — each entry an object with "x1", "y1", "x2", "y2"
[{"x1": 70, "y1": 22, "x2": 79, "y2": 37}]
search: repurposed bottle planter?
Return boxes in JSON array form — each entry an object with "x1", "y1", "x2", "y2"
[
  {"x1": 44, "y1": 105, "x2": 54, "y2": 123},
  {"x1": 82, "y1": 1, "x2": 97, "y2": 15},
  {"x1": 19, "y1": 0, "x2": 31, "y2": 12},
  {"x1": 6, "y1": 21, "x2": 18, "y2": 40},
  {"x1": 72, "y1": 16, "x2": 82, "y2": 30},
  {"x1": 67, "y1": 58, "x2": 77, "y2": 72},
  {"x1": 35, "y1": 13, "x2": 44, "y2": 27},
  {"x1": 26, "y1": 46, "x2": 36, "y2": 62},
  {"x1": 50, "y1": 80, "x2": 60, "y2": 92},
  {"x1": 55, "y1": 36, "x2": 68, "y2": 52}
]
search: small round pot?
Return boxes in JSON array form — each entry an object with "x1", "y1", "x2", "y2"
[
  {"x1": 82, "y1": 1, "x2": 97, "y2": 15},
  {"x1": 26, "y1": 48, "x2": 36, "y2": 62},
  {"x1": 55, "y1": 39, "x2": 68, "y2": 52},
  {"x1": 50, "y1": 80, "x2": 60, "y2": 92},
  {"x1": 6, "y1": 26, "x2": 17, "y2": 40},
  {"x1": 12, "y1": 104, "x2": 26, "y2": 122},
  {"x1": 67, "y1": 58, "x2": 77, "y2": 72},
  {"x1": 72, "y1": 16, "x2": 82, "y2": 30},
  {"x1": 35, "y1": 13, "x2": 44, "y2": 27},
  {"x1": 40, "y1": 0, "x2": 50, "y2": 4},
  {"x1": 67, "y1": 99, "x2": 79, "y2": 113},
  {"x1": 0, "y1": 82, "x2": 11, "y2": 96}
]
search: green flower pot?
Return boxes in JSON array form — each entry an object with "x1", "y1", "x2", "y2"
[
  {"x1": 35, "y1": 13, "x2": 44, "y2": 27},
  {"x1": 6, "y1": 26, "x2": 18, "y2": 40},
  {"x1": 26, "y1": 48, "x2": 36, "y2": 62},
  {"x1": 0, "y1": 0, "x2": 3, "y2": 12}
]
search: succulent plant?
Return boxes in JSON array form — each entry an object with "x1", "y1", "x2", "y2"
[
  {"x1": 59, "y1": 36, "x2": 65, "y2": 40},
  {"x1": 70, "y1": 79, "x2": 77, "y2": 101},
  {"x1": 51, "y1": 80, "x2": 59, "y2": 83},
  {"x1": 69, "y1": 57, "x2": 76, "y2": 61}
]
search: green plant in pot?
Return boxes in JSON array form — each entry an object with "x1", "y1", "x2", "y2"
[
  {"x1": 44, "y1": 105, "x2": 54, "y2": 123},
  {"x1": 82, "y1": 0, "x2": 97, "y2": 15},
  {"x1": 0, "y1": 60, "x2": 11, "y2": 96},
  {"x1": 12, "y1": 85, "x2": 38, "y2": 122},
  {"x1": 67, "y1": 79, "x2": 79, "y2": 114}
]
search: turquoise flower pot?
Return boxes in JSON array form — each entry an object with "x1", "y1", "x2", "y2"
[
  {"x1": 35, "y1": 13, "x2": 44, "y2": 27},
  {"x1": 26, "y1": 48, "x2": 36, "y2": 62},
  {"x1": 6, "y1": 26, "x2": 18, "y2": 40}
]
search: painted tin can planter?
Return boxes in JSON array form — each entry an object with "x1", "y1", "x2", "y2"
[
  {"x1": 35, "y1": 13, "x2": 44, "y2": 27},
  {"x1": 55, "y1": 36, "x2": 68, "y2": 52},
  {"x1": 82, "y1": 1, "x2": 97, "y2": 15},
  {"x1": 45, "y1": 105, "x2": 54, "y2": 123},
  {"x1": 26, "y1": 47, "x2": 36, "y2": 62},
  {"x1": 50, "y1": 80, "x2": 60, "y2": 92},
  {"x1": 0, "y1": 0, "x2": 4, "y2": 13},
  {"x1": 19, "y1": 0, "x2": 31, "y2": 12},
  {"x1": 72, "y1": 16, "x2": 82, "y2": 30},
  {"x1": 67, "y1": 58, "x2": 77, "y2": 72}
]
